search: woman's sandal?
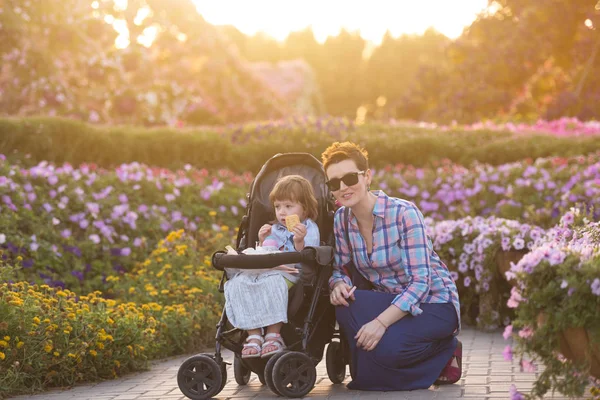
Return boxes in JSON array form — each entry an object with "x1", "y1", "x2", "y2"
[
  {"x1": 435, "y1": 340, "x2": 462, "y2": 385},
  {"x1": 241, "y1": 334, "x2": 264, "y2": 359},
  {"x1": 260, "y1": 333, "x2": 286, "y2": 358}
]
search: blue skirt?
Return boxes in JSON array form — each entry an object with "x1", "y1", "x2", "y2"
[{"x1": 336, "y1": 289, "x2": 458, "y2": 391}]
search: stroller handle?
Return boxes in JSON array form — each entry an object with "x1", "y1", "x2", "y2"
[{"x1": 212, "y1": 246, "x2": 334, "y2": 271}]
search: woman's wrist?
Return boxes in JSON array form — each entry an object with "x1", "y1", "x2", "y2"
[{"x1": 375, "y1": 316, "x2": 389, "y2": 329}]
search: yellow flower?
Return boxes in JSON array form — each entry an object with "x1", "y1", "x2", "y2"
[
  {"x1": 54, "y1": 352, "x2": 60, "y2": 357},
  {"x1": 17, "y1": 341, "x2": 24, "y2": 349},
  {"x1": 89, "y1": 350, "x2": 97, "y2": 357},
  {"x1": 209, "y1": 211, "x2": 217, "y2": 217},
  {"x1": 0, "y1": 352, "x2": 5, "y2": 360},
  {"x1": 0, "y1": 340, "x2": 7, "y2": 348},
  {"x1": 3, "y1": 336, "x2": 10, "y2": 341},
  {"x1": 67, "y1": 353, "x2": 76, "y2": 358},
  {"x1": 220, "y1": 225, "x2": 229, "y2": 232},
  {"x1": 44, "y1": 344, "x2": 53, "y2": 353},
  {"x1": 128, "y1": 287, "x2": 136, "y2": 294},
  {"x1": 56, "y1": 290, "x2": 67, "y2": 298}
]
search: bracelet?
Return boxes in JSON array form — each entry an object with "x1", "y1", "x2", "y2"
[{"x1": 375, "y1": 317, "x2": 389, "y2": 329}]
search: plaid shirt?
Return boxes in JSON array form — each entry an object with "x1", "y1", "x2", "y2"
[{"x1": 329, "y1": 190, "x2": 460, "y2": 330}]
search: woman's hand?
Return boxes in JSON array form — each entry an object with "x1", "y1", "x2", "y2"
[
  {"x1": 355, "y1": 318, "x2": 387, "y2": 351},
  {"x1": 330, "y1": 282, "x2": 355, "y2": 307},
  {"x1": 258, "y1": 224, "x2": 272, "y2": 244}
]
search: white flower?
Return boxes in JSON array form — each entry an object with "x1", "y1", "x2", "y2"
[{"x1": 0, "y1": 233, "x2": 5, "y2": 244}]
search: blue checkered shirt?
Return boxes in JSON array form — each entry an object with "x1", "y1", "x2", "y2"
[{"x1": 329, "y1": 190, "x2": 460, "y2": 331}]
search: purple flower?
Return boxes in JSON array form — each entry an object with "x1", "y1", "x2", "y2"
[
  {"x1": 61, "y1": 229, "x2": 71, "y2": 239},
  {"x1": 133, "y1": 237, "x2": 143, "y2": 247},
  {"x1": 42, "y1": 203, "x2": 53, "y2": 213},
  {"x1": 165, "y1": 193, "x2": 175, "y2": 202},
  {"x1": 463, "y1": 276, "x2": 471, "y2": 287},
  {"x1": 560, "y1": 211, "x2": 575, "y2": 226},
  {"x1": 89, "y1": 234, "x2": 101, "y2": 244},
  {"x1": 503, "y1": 345, "x2": 513, "y2": 361},
  {"x1": 48, "y1": 175, "x2": 58, "y2": 185},
  {"x1": 513, "y1": 237, "x2": 525, "y2": 250},
  {"x1": 509, "y1": 384, "x2": 525, "y2": 400},
  {"x1": 30, "y1": 242, "x2": 39, "y2": 251},
  {"x1": 71, "y1": 271, "x2": 84, "y2": 281},
  {"x1": 119, "y1": 194, "x2": 128, "y2": 203},
  {"x1": 591, "y1": 278, "x2": 600, "y2": 296}
]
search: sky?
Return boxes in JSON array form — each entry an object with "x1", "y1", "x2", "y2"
[{"x1": 193, "y1": 0, "x2": 491, "y2": 44}]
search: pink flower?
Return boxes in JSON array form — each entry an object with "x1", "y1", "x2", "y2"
[
  {"x1": 503, "y1": 325, "x2": 513, "y2": 340},
  {"x1": 507, "y1": 287, "x2": 523, "y2": 308},
  {"x1": 518, "y1": 326, "x2": 534, "y2": 339},
  {"x1": 503, "y1": 345, "x2": 513, "y2": 361},
  {"x1": 520, "y1": 359, "x2": 536, "y2": 373}
]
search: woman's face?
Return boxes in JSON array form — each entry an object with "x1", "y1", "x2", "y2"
[{"x1": 326, "y1": 159, "x2": 371, "y2": 208}]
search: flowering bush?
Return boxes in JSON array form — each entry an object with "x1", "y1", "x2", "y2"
[
  {"x1": 4, "y1": 116, "x2": 600, "y2": 174},
  {"x1": 427, "y1": 216, "x2": 546, "y2": 330},
  {"x1": 504, "y1": 212, "x2": 600, "y2": 399},
  {"x1": 0, "y1": 229, "x2": 226, "y2": 398}
]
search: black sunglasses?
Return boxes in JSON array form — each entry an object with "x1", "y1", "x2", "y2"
[{"x1": 326, "y1": 171, "x2": 366, "y2": 191}]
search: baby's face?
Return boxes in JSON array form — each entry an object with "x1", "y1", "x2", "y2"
[{"x1": 273, "y1": 200, "x2": 305, "y2": 227}]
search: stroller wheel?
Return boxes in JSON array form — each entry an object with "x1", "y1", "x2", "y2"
[
  {"x1": 233, "y1": 355, "x2": 251, "y2": 385},
  {"x1": 326, "y1": 341, "x2": 346, "y2": 384},
  {"x1": 264, "y1": 351, "x2": 288, "y2": 396},
  {"x1": 272, "y1": 351, "x2": 317, "y2": 398},
  {"x1": 177, "y1": 354, "x2": 224, "y2": 400}
]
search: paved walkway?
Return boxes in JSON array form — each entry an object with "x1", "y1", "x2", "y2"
[{"x1": 9, "y1": 328, "x2": 590, "y2": 400}]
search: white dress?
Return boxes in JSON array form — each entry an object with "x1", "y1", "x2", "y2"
[{"x1": 224, "y1": 219, "x2": 320, "y2": 330}]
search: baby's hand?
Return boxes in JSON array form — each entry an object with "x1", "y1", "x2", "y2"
[
  {"x1": 273, "y1": 265, "x2": 299, "y2": 274},
  {"x1": 292, "y1": 223, "x2": 307, "y2": 244},
  {"x1": 258, "y1": 224, "x2": 272, "y2": 244}
]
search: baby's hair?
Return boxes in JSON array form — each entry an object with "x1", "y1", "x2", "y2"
[
  {"x1": 321, "y1": 141, "x2": 369, "y2": 172},
  {"x1": 269, "y1": 175, "x2": 318, "y2": 221}
]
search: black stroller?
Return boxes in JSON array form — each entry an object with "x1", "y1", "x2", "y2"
[{"x1": 177, "y1": 153, "x2": 350, "y2": 399}]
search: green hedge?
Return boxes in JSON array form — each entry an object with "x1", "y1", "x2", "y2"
[{"x1": 2, "y1": 116, "x2": 600, "y2": 172}]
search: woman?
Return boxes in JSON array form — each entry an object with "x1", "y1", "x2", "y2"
[{"x1": 322, "y1": 141, "x2": 461, "y2": 391}]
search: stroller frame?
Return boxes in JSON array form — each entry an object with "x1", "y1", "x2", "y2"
[{"x1": 177, "y1": 153, "x2": 350, "y2": 399}]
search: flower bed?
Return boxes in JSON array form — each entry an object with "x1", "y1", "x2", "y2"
[
  {"x1": 0, "y1": 157, "x2": 246, "y2": 294},
  {"x1": 2, "y1": 152, "x2": 600, "y2": 295},
  {"x1": 0, "y1": 229, "x2": 226, "y2": 398}
]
